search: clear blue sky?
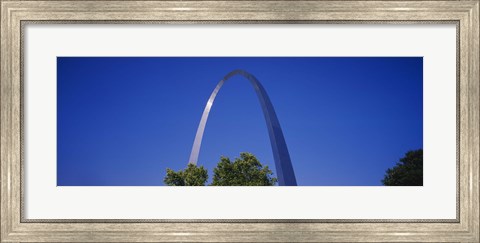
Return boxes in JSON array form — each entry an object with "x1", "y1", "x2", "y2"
[{"x1": 57, "y1": 57, "x2": 423, "y2": 186}]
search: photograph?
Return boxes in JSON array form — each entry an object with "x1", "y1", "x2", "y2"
[{"x1": 57, "y1": 57, "x2": 423, "y2": 186}]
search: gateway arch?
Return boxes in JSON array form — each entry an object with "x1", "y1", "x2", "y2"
[{"x1": 188, "y1": 70, "x2": 297, "y2": 186}]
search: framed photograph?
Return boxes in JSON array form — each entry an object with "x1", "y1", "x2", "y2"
[{"x1": 1, "y1": 0, "x2": 478, "y2": 242}]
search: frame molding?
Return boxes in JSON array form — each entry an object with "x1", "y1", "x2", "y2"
[{"x1": 1, "y1": 1, "x2": 479, "y2": 242}]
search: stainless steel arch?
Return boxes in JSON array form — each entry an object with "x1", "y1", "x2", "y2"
[{"x1": 188, "y1": 70, "x2": 297, "y2": 186}]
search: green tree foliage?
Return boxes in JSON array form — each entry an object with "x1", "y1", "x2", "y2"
[
  {"x1": 382, "y1": 149, "x2": 423, "y2": 186},
  {"x1": 211, "y1": 152, "x2": 277, "y2": 186},
  {"x1": 164, "y1": 163, "x2": 208, "y2": 186}
]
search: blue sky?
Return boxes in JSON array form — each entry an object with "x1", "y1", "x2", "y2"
[{"x1": 57, "y1": 57, "x2": 423, "y2": 186}]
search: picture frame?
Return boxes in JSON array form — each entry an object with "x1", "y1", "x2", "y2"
[{"x1": 1, "y1": 0, "x2": 478, "y2": 242}]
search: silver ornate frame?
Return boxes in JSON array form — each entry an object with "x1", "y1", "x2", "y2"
[{"x1": 1, "y1": 1, "x2": 479, "y2": 242}]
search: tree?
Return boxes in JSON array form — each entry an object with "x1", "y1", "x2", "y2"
[
  {"x1": 211, "y1": 152, "x2": 277, "y2": 186},
  {"x1": 382, "y1": 149, "x2": 423, "y2": 186},
  {"x1": 164, "y1": 163, "x2": 208, "y2": 186}
]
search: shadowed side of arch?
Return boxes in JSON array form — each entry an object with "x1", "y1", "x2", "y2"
[{"x1": 188, "y1": 70, "x2": 297, "y2": 186}]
